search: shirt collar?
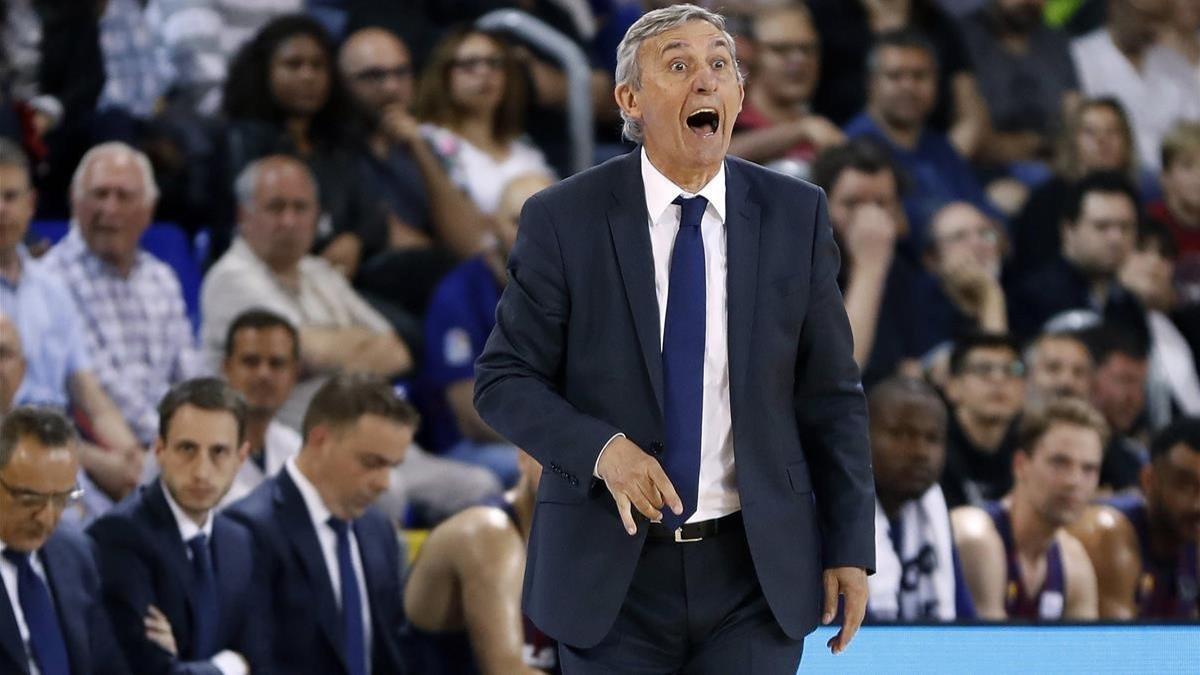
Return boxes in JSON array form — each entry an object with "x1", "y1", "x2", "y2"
[
  {"x1": 65, "y1": 221, "x2": 145, "y2": 278},
  {"x1": 284, "y1": 455, "x2": 334, "y2": 530},
  {"x1": 640, "y1": 147, "x2": 727, "y2": 227},
  {"x1": 160, "y1": 480, "x2": 214, "y2": 543}
]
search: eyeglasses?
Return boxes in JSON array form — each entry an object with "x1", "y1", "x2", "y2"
[
  {"x1": 757, "y1": 41, "x2": 818, "y2": 59},
  {"x1": 961, "y1": 360, "x2": 1026, "y2": 379},
  {"x1": 0, "y1": 474, "x2": 84, "y2": 511},
  {"x1": 450, "y1": 56, "x2": 504, "y2": 73},
  {"x1": 349, "y1": 65, "x2": 413, "y2": 84},
  {"x1": 935, "y1": 225, "x2": 999, "y2": 248}
]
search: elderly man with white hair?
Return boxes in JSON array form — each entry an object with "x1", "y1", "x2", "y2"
[{"x1": 40, "y1": 141, "x2": 206, "y2": 448}]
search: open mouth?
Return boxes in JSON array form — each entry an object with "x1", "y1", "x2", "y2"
[{"x1": 686, "y1": 108, "x2": 720, "y2": 137}]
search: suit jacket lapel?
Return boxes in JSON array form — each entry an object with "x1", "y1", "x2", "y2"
[
  {"x1": 724, "y1": 162, "x2": 761, "y2": 417},
  {"x1": 0, "y1": 558, "x2": 29, "y2": 674},
  {"x1": 144, "y1": 480, "x2": 199, "y2": 641},
  {"x1": 352, "y1": 519, "x2": 394, "y2": 668},
  {"x1": 275, "y1": 472, "x2": 345, "y2": 669},
  {"x1": 42, "y1": 534, "x2": 86, "y2": 675},
  {"x1": 608, "y1": 149, "x2": 665, "y2": 415},
  {"x1": 210, "y1": 519, "x2": 239, "y2": 645}
]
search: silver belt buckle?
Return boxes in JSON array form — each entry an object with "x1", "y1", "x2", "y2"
[{"x1": 674, "y1": 526, "x2": 702, "y2": 543}]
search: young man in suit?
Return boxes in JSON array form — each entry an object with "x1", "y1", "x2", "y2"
[
  {"x1": 88, "y1": 378, "x2": 266, "y2": 674},
  {"x1": 0, "y1": 406, "x2": 129, "y2": 675},
  {"x1": 474, "y1": 5, "x2": 874, "y2": 672},
  {"x1": 225, "y1": 374, "x2": 415, "y2": 675}
]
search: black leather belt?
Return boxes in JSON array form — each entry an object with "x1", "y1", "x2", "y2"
[{"x1": 646, "y1": 511, "x2": 743, "y2": 543}]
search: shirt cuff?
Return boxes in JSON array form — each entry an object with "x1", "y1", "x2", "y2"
[
  {"x1": 594, "y1": 433, "x2": 626, "y2": 478},
  {"x1": 211, "y1": 650, "x2": 248, "y2": 675}
]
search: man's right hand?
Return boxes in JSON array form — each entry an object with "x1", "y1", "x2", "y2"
[{"x1": 595, "y1": 437, "x2": 682, "y2": 535}]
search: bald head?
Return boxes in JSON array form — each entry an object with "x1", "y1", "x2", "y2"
[
  {"x1": 237, "y1": 155, "x2": 319, "y2": 273},
  {"x1": 495, "y1": 173, "x2": 554, "y2": 256},
  {"x1": 869, "y1": 376, "x2": 948, "y2": 508},
  {"x1": 0, "y1": 314, "x2": 25, "y2": 413},
  {"x1": 340, "y1": 28, "x2": 415, "y2": 115}
]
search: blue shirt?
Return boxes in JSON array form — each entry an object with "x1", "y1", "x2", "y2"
[
  {"x1": 421, "y1": 256, "x2": 503, "y2": 451},
  {"x1": 0, "y1": 248, "x2": 92, "y2": 407},
  {"x1": 844, "y1": 112, "x2": 994, "y2": 251}
]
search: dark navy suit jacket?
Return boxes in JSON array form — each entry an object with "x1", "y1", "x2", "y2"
[
  {"x1": 474, "y1": 149, "x2": 877, "y2": 647},
  {"x1": 224, "y1": 468, "x2": 407, "y2": 675},
  {"x1": 87, "y1": 480, "x2": 269, "y2": 675},
  {"x1": 0, "y1": 525, "x2": 130, "y2": 675}
]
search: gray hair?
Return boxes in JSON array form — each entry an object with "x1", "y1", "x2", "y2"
[
  {"x1": 234, "y1": 155, "x2": 318, "y2": 208},
  {"x1": 614, "y1": 3, "x2": 742, "y2": 143},
  {"x1": 0, "y1": 407, "x2": 77, "y2": 469},
  {"x1": 71, "y1": 142, "x2": 160, "y2": 206}
]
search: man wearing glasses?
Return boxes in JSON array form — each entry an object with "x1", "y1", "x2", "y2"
[
  {"x1": 337, "y1": 26, "x2": 490, "y2": 313},
  {"x1": 0, "y1": 406, "x2": 129, "y2": 674},
  {"x1": 941, "y1": 332, "x2": 1028, "y2": 508}
]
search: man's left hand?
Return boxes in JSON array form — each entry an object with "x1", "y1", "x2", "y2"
[{"x1": 822, "y1": 566, "x2": 868, "y2": 655}]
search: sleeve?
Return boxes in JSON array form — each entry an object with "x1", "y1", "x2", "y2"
[
  {"x1": 325, "y1": 267, "x2": 392, "y2": 334},
  {"x1": 793, "y1": 189, "x2": 877, "y2": 573},
  {"x1": 165, "y1": 273, "x2": 208, "y2": 382},
  {"x1": 46, "y1": 279, "x2": 94, "y2": 377},
  {"x1": 474, "y1": 194, "x2": 621, "y2": 495},
  {"x1": 155, "y1": 0, "x2": 227, "y2": 113},
  {"x1": 200, "y1": 264, "x2": 303, "y2": 365},
  {"x1": 83, "y1": 332, "x2": 160, "y2": 446},
  {"x1": 423, "y1": 281, "x2": 482, "y2": 389}
]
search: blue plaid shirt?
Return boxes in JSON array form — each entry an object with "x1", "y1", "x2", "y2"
[{"x1": 97, "y1": 0, "x2": 174, "y2": 118}]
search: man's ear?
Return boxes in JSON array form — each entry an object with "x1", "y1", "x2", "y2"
[{"x1": 615, "y1": 82, "x2": 641, "y2": 126}]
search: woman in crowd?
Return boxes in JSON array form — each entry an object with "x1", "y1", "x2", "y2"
[
  {"x1": 223, "y1": 13, "x2": 388, "y2": 278},
  {"x1": 1009, "y1": 97, "x2": 1139, "y2": 276},
  {"x1": 414, "y1": 28, "x2": 553, "y2": 216}
]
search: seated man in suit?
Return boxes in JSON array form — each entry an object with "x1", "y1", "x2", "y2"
[
  {"x1": 88, "y1": 378, "x2": 265, "y2": 674},
  {"x1": 0, "y1": 406, "x2": 129, "y2": 675},
  {"x1": 225, "y1": 374, "x2": 414, "y2": 675},
  {"x1": 953, "y1": 397, "x2": 1104, "y2": 620}
]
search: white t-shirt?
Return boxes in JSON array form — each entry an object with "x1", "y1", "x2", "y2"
[
  {"x1": 1071, "y1": 29, "x2": 1200, "y2": 171},
  {"x1": 422, "y1": 124, "x2": 554, "y2": 214}
]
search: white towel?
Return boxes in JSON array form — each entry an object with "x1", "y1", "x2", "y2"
[{"x1": 868, "y1": 484, "x2": 957, "y2": 621}]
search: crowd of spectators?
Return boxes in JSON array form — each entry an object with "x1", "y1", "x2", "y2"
[{"x1": 1, "y1": 0, "x2": 1198, "y2": 673}]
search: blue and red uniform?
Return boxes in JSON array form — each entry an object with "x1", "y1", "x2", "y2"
[
  {"x1": 984, "y1": 501, "x2": 1067, "y2": 620},
  {"x1": 1107, "y1": 494, "x2": 1200, "y2": 619}
]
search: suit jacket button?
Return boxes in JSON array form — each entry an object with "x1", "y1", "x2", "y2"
[{"x1": 570, "y1": 477, "x2": 579, "y2": 487}]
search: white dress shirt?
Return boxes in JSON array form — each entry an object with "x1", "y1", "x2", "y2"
[
  {"x1": 217, "y1": 421, "x2": 302, "y2": 510},
  {"x1": 641, "y1": 148, "x2": 740, "y2": 522},
  {"x1": 160, "y1": 484, "x2": 246, "y2": 675},
  {"x1": 0, "y1": 540, "x2": 51, "y2": 675},
  {"x1": 283, "y1": 457, "x2": 373, "y2": 672}
]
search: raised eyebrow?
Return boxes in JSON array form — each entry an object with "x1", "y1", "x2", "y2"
[{"x1": 660, "y1": 40, "x2": 690, "y2": 57}]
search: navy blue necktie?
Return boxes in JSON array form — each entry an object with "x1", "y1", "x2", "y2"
[
  {"x1": 2, "y1": 549, "x2": 71, "y2": 675},
  {"x1": 187, "y1": 534, "x2": 220, "y2": 659},
  {"x1": 328, "y1": 518, "x2": 366, "y2": 675},
  {"x1": 661, "y1": 195, "x2": 708, "y2": 531}
]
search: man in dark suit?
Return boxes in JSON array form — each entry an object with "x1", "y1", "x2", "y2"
[
  {"x1": 225, "y1": 374, "x2": 415, "y2": 675},
  {"x1": 0, "y1": 406, "x2": 129, "y2": 675},
  {"x1": 474, "y1": 4, "x2": 875, "y2": 673},
  {"x1": 87, "y1": 378, "x2": 266, "y2": 675}
]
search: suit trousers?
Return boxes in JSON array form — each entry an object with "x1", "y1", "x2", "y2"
[{"x1": 557, "y1": 521, "x2": 804, "y2": 674}]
